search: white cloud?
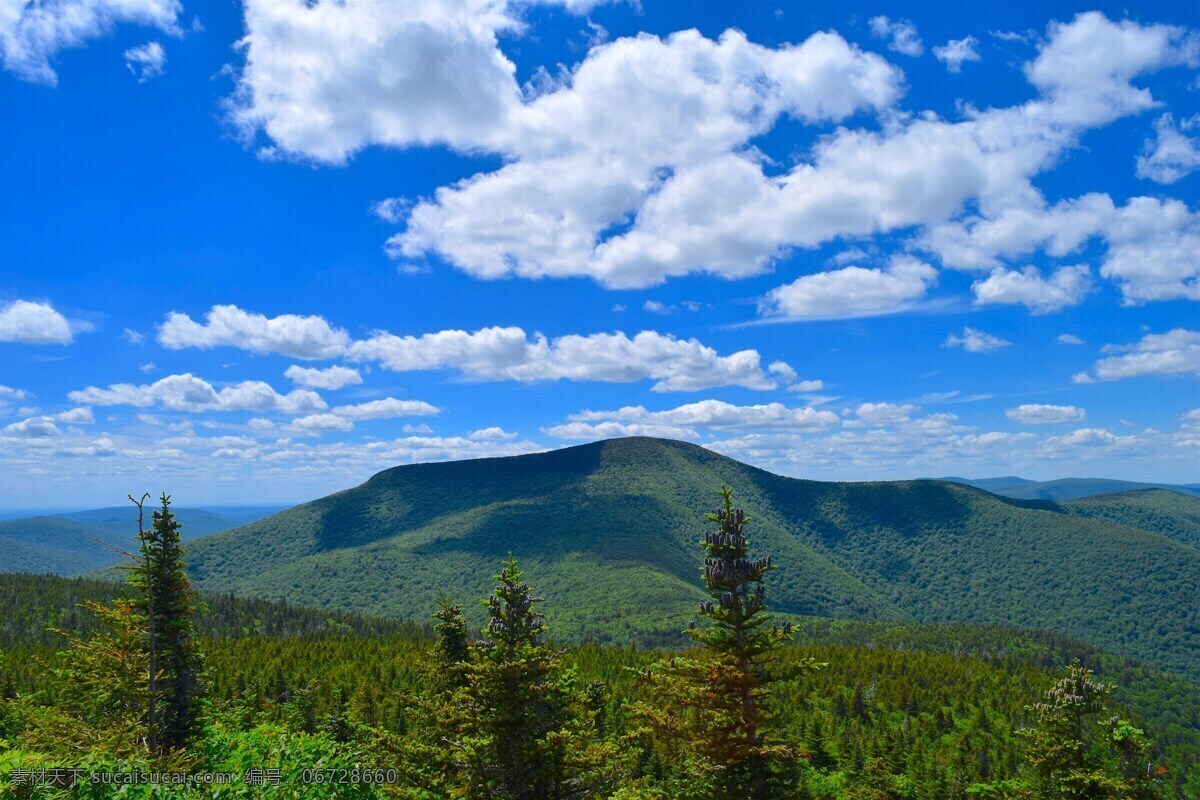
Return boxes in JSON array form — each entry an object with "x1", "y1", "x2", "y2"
[
  {"x1": 767, "y1": 361, "x2": 797, "y2": 383},
  {"x1": 123, "y1": 328, "x2": 144, "y2": 344},
  {"x1": 55, "y1": 407, "x2": 94, "y2": 424},
  {"x1": 0, "y1": 0, "x2": 181, "y2": 85},
  {"x1": 139, "y1": 362, "x2": 156, "y2": 372},
  {"x1": 1057, "y1": 334, "x2": 1085, "y2": 345},
  {"x1": 933, "y1": 36, "x2": 980, "y2": 72},
  {"x1": 159, "y1": 305, "x2": 350, "y2": 359},
  {"x1": 0, "y1": 300, "x2": 73, "y2": 344},
  {"x1": 1006, "y1": 404, "x2": 1086, "y2": 424},
  {"x1": 943, "y1": 327, "x2": 1011, "y2": 353},
  {"x1": 402, "y1": 423, "x2": 434, "y2": 435},
  {"x1": 855, "y1": 402, "x2": 919, "y2": 425},
  {"x1": 2, "y1": 417, "x2": 60, "y2": 438},
  {"x1": 330, "y1": 398, "x2": 440, "y2": 420},
  {"x1": 1077, "y1": 329, "x2": 1200, "y2": 382},
  {"x1": 0, "y1": 385, "x2": 29, "y2": 404},
  {"x1": 643, "y1": 300, "x2": 672, "y2": 315},
  {"x1": 928, "y1": 194, "x2": 1200, "y2": 304},
  {"x1": 284, "y1": 365, "x2": 363, "y2": 390},
  {"x1": 469, "y1": 426, "x2": 516, "y2": 440},
  {"x1": 546, "y1": 399, "x2": 840, "y2": 440},
  {"x1": 68, "y1": 373, "x2": 327, "y2": 414},
  {"x1": 287, "y1": 413, "x2": 354, "y2": 433},
  {"x1": 869, "y1": 16, "x2": 924, "y2": 57},
  {"x1": 788, "y1": 379, "x2": 825, "y2": 393},
  {"x1": 1137, "y1": 113, "x2": 1200, "y2": 184},
  {"x1": 124, "y1": 40, "x2": 164, "y2": 82},
  {"x1": 348, "y1": 326, "x2": 788, "y2": 392},
  {"x1": 389, "y1": 28, "x2": 903, "y2": 287},
  {"x1": 760, "y1": 256, "x2": 937, "y2": 321},
  {"x1": 227, "y1": 0, "x2": 532, "y2": 164},
  {"x1": 972, "y1": 265, "x2": 1092, "y2": 314}
]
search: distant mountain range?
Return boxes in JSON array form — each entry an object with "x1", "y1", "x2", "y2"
[
  {"x1": 0, "y1": 505, "x2": 285, "y2": 576},
  {"x1": 941, "y1": 475, "x2": 1200, "y2": 501},
  {"x1": 100, "y1": 436, "x2": 1198, "y2": 681}
]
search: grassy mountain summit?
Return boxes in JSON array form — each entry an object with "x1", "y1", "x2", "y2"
[{"x1": 158, "y1": 437, "x2": 1199, "y2": 679}]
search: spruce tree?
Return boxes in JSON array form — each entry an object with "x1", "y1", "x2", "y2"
[
  {"x1": 455, "y1": 556, "x2": 610, "y2": 800},
  {"x1": 632, "y1": 486, "x2": 817, "y2": 799},
  {"x1": 13, "y1": 597, "x2": 151, "y2": 758},
  {"x1": 1021, "y1": 662, "x2": 1164, "y2": 799},
  {"x1": 129, "y1": 493, "x2": 205, "y2": 754}
]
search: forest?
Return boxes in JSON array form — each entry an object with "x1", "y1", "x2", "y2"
[{"x1": 1, "y1": 490, "x2": 1197, "y2": 799}]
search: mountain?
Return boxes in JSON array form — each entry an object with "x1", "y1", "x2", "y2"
[
  {"x1": 1065, "y1": 489, "x2": 1200, "y2": 551},
  {"x1": 150, "y1": 437, "x2": 1200, "y2": 680},
  {"x1": 944, "y1": 475, "x2": 1200, "y2": 501},
  {"x1": 0, "y1": 505, "x2": 285, "y2": 577}
]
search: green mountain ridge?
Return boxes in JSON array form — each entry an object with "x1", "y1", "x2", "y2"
[
  {"x1": 943, "y1": 475, "x2": 1200, "y2": 500},
  {"x1": 137, "y1": 436, "x2": 1200, "y2": 681},
  {"x1": 0, "y1": 505, "x2": 285, "y2": 577}
]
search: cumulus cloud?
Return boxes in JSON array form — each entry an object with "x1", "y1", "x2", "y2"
[
  {"x1": 933, "y1": 36, "x2": 980, "y2": 72},
  {"x1": 469, "y1": 426, "x2": 516, "y2": 440},
  {"x1": 972, "y1": 265, "x2": 1092, "y2": 314},
  {"x1": 1006, "y1": 404, "x2": 1087, "y2": 424},
  {"x1": 0, "y1": 300, "x2": 74, "y2": 344},
  {"x1": 1057, "y1": 334, "x2": 1085, "y2": 345},
  {"x1": 124, "y1": 40, "x2": 164, "y2": 81},
  {"x1": 284, "y1": 365, "x2": 363, "y2": 390},
  {"x1": 330, "y1": 398, "x2": 440, "y2": 420},
  {"x1": 393, "y1": 28, "x2": 902, "y2": 288},
  {"x1": 760, "y1": 256, "x2": 937, "y2": 321},
  {"x1": 1, "y1": 0, "x2": 181, "y2": 85},
  {"x1": 1137, "y1": 113, "x2": 1200, "y2": 184},
  {"x1": 68, "y1": 373, "x2": 327, "y2": 414},
  {"x1": 348, "y1": 326, "x2": 789, "y2": 392},
  {"x1": 1076, "y1": 329, "x2": 1200, "y2": 382},
  {"x1": 545, "y1": 399, "x2": 840, "y2": 440},
  {"x1": 287, "y1": 413, "x2": 354, "y2": 433},
  {"x1": 929, "y1": 194, "x2": 1200, "y2": 304},
  {"x1": 943, "y1": 327, "x2": 1011, "y2": 353},
  {"x1": 225, "y1": 9, "x2": 1200, "y2": 304},
  {"x1": 869, "y1": 16, "x2": 924, "y2": 56},
  {"x1": 855, "y1": 402, "x2": 919, "y2": 425},
  {"x1": 159, "y1": 305, "x2": 351, "y2": 359},
  {"x1": 3, "y1": 417, "x2": 61, "y2": 438}
]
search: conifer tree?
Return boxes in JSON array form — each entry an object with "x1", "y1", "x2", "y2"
[
  {"x1": 129, "y1": 493, "x2": 205, "y2": 754},
  {"x1": 12, "y1": 597, "x2": 151, "y2": 757},
  {"x1": 632, "y1": 486, "x2": 818, "y2": 799},
  {"x1": 455, "y1": 556, "x2": 610, "y2": 800},
  {"x1": 1021, "y1": 662, "x2": 1164, "y2": 799}
]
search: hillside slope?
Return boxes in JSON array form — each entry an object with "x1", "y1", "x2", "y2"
[
  {"x1": 0, "y1": 505, "x2": 284, "y2": 576},
  {"x1": 946, "y1": 476, "x2": 1200, "y2": 501},
  {"x1": 167, "y1": 437, "x2": 1200, "y2": 680},
  {"x1": 1064, "y1": 489, "x2": 1200, "y2": 551}
]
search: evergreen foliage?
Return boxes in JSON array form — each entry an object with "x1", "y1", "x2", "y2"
[
  {"x1": 630, "y1": 487, "x2": 819, "y2": 798},
  {"x1": 450, "y1": 557, "x2": 612, "y2": 800},
  {"x1": 128, "y1": 494, "x2": 205, "y2": 754},
  {"x1": 1021, "y1": 662, "x2": 1165, "y2": 799}
]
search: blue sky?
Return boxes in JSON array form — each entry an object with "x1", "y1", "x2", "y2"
[{"x1": 1, "y1": 0, "x2": 1198, "y2": 507}]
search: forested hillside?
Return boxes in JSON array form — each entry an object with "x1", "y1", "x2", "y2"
[
  {"x1": 3, "y1": 570, "x2": 1198, "y2": 798},
  {"x1": 150, "y1": 438, "x2": 1200, "y2": 680},
  {"x1": 1064, "y1": 490, "x2": 1200, "y2": 551},
  {"x1": 0, "y1": 505, "x2": 283, "y2": 577}
]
